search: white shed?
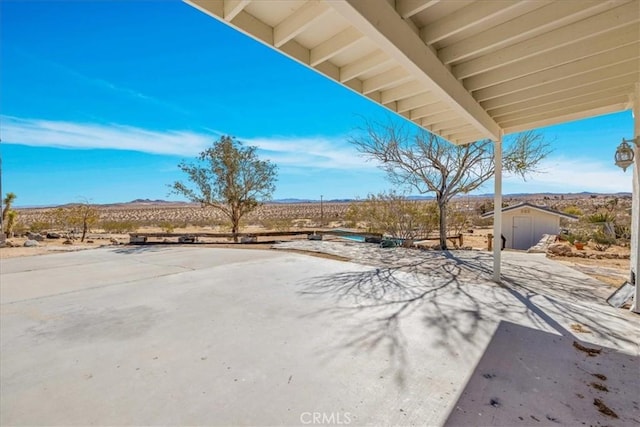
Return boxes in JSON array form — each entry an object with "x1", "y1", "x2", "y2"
[{"x1": 482, "y1": 203, "x2": 578, "y2": 250}]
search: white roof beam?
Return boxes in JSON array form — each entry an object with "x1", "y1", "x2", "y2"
[
  {"x1": 438, "y1": 0, "x2": 602, "y2": 64},
  {"x1": 444, "y1": 129, "x2": 483, "y2": 144},
  {"x1": 362, "y1": 67, "x2": 413, "y2": 94},
  {"x1": 396, "y1": 0, "x2": 439, "y2": 19},
  {"x1": 503, "y1": 102, "x2": 631, "y2": 135},
  {"x1": 465, "y1": 25, "x2": 639, "y2": 92},
  {"x1": 482, "y1": 62, "x2": 640, "y2": 115},
  {"x1": 417, "y1": 103, "x2": 453, "y2": 120},
  {"x1": 396, "y1": 92, "x2": 439, "y2": 112},
  {"x1": 408, "y1": 106, "x2": 431, "y2": 121},
  {"x1": 498, "y1": 94, "x2": 631, "y2": 128},
  {"x1": 490, "y1": 79, "x2": 637, "y2": 119},
  {"x1": 453, "y1": 1, "x2": 639, "y2": 79},
  {"x1": 339, "y1": 51, "x2": 392, "y2": 82},
  {"x1": 310, "y1": 27, "x2": 364, "y2": 66},
  {"x1": 365, "y1": 91, "x2": 381, "y2": 104},
  {"x1": 273, "y1": 1, "x2": 332, "y2": 48},
  {"x1": 186, "y1": 0, "x2": 223, "y2": 17},
  {"x1": 429, "y1": 118, "x2": 469, "y2": 134},
  {"x1": 431, "y1": 124, "x2": 475, "y2": 139},
  {"x1": 381, "y1": 100, "x2": 411, "y2": 118},
  {"x1": 475, "y1": 57, "x2": 639, "y2": 104},
  {"x1": 455, "y1": 137, "x2": 485, "y2": 145},
  {"x1": 421, "y1": 0, "x2": 534, "y2": 45},
  {"x1": 439, "y1": 0, "x2": 604, "y2": 65},
  {"x1": 188, "y1": 1, "x2": 274, "y2": 45},
  {"x1": 186, "y1": 1, "x2": 363, "y2": 99},
  {"x1": 223, "y1": 0, "x2": 250, "y2": 21},
  {"x1": 380, "y1": 80, "x2": 427, "y2": 104},
  {"x1": 329, "y1": 0, "x2": 501, "y2": 140},
  {"x1": 418, "y1": 110, "x2": 460, "y2": 125}
]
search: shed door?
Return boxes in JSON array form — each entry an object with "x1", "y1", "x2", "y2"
[{"x1": 512, "y1": 216, "x2": 533, "y2": 250}]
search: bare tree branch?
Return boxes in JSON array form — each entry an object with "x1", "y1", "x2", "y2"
[{"x1": 349, "y1": 119, "x2": 551, "y2": 249}]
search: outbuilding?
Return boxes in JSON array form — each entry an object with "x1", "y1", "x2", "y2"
[{"x1": 481, "y1": 202, "x2": 578, "y2": 250}]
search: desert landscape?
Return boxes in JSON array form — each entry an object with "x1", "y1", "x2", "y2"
[{"x1": 1, "y1": 193, "x2": 632, "y2": 289}]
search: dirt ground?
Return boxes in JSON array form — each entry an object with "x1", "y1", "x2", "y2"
[{"x1": 1, "y1": 226, "x2": 631, "y2": 291}]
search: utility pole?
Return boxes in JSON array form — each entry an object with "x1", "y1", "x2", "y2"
[{"x1": 320, "y1": 195, "x2": 324, "y2": 228}]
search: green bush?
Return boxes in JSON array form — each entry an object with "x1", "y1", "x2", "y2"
[
  {"x1": 261, "y1": 218, "x2": 292, "y2": 231},
  {"x1": 29, "y1": 221, "x2": 51, "y2": 233},
  {"x1": 566, "y1": 231, "x2": 589, "y2": 245},
  {"x1": 101, "y1": 220, "x2": 138, "y2": 234},
  {"x1": 158, "y1": 221, "x2": 175, "y2": 233},
  {"x1": 587, "y1": 212, "x2": 615, "y2": 224},
  {"x1": 562, "y1": 206, "x2": 583, "y2": 216},
  {"x1": 591, "y1": 231, "x2": 616, "y2": 252},
  {"x1": 614, "y1": 224, "x2": 631, "y2": 240}
]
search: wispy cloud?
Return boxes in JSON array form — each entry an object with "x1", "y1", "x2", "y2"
[
  {"x1": 503, "y1": 156, "x2": 632, "y2": 193},
  {"x1": 3, "y1": 116, "x2": 632, "y2": 192},
  {"x1": 1, "y1": 116, "x2": 212, "y2": 156},
  {"x1": 0, "y1": 116, "x2": 375, "y2": 170},
  {"x1": 245, "y1": 136, "x2": 375, "y2": 170}
]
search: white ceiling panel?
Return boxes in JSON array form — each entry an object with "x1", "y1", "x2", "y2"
[{"x1": 186, "y1": 0, "x2": 640, "y2": 144}]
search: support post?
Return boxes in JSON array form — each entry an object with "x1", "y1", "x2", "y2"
[
  {"x1": 0, "y1": 139, "x2": 4, "y2": 246},
  {"x1": 493, "y1": 136, "x2": 503, "y2": 283},
  {"x1": 631, "y1": 84, "x2": 640, "y2": 313}
]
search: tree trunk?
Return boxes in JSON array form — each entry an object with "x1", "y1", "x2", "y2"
[
  {"x1": 232, "y1": 224, "x2": 238, "y2": 243},
  {"x1": 231, "y1": 208, "x2": 239, "y2": 243},
  {"x1": 438, "y1": 198, "x2": 447, "y2": 250}
]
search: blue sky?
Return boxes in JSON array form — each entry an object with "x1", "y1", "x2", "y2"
[{"x1": 0, "y1": 0, "x2": 635, "y2": 207}]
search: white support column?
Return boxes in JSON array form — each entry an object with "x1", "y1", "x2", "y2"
[
  {"x1": 631, "y1": 84, "x2": 640, "y2": 313},
  {"x1": 493, "y1": 135, "x2": 503, "y2": 283},
  {"x1": 0, "y1": 139, "x2": 4, "y2": 246}
]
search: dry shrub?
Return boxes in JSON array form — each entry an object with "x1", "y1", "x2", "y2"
[{"x1": 261, "y1": 218, "x2": 292, "y2": 231}]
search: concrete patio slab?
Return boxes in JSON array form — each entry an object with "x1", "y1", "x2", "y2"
[{"x1": 1, "y1": 245, "x2": 638, "y2": 426}]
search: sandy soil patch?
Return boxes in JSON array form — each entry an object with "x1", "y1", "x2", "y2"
[{"x1": 0, "y1": 236, "x2": 126, "y2": 259}]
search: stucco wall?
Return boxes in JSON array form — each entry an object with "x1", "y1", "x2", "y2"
[{"x1": 501, "y1": 208, "x2": 561, "y2": 250}]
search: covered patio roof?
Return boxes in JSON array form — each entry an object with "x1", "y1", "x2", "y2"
[
  {"x1": 186, "y1": 0, "x2": 639, "y2": 144},
  {"x1": 186, "y1": 0, "x2": 640, "y2": 313}
]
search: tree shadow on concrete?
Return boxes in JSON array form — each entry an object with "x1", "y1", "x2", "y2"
[
  {"x1": 110, "y1": 245, "x2": 173, "y2": 255},
  {"x1": 298, "y1": 252, "x2": 488, "y2": 387},
  {"x1": 445, "y1": 251, "x2": 637, "y2": 349},
  {"x1": 299, "y1": 249, "x2": 638, "y2": 390}
]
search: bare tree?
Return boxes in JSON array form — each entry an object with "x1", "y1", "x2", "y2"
[
  {"x1": 70, "y1": 202, "x2": 100, "y2": 242},
  {"x1": 54, "y1": 199, "x2": 100, "y2": 242},
  {"x1": 350, "y1": 121, "x2": 550, "y2": 249},
  {"x1": 170, "y1": 136, "x2": 277, "y2": 242}
]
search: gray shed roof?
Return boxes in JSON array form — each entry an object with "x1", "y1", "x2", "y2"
[{"x1": 481, "y1": 202, "x2": 579, "y2": 220}]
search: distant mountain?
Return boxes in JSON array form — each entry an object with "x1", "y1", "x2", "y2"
[
  {"x1": 128, "y1": 198, "x2": 173, "y2": 204},
  {"x1": 270, "y1": 198, "x2": 314, "y2": 204},
  {"x1": 406, "y1": 195, "x2": 435, "y2": 200},
  {"x1": 13, "y1": 192, "x2": 633, "y2": 209},
  {"x1": 270, "y1": 198, "x2": 354, "y2": 203},
  {"x1": 471, "y1": 191, "x2": 632, "y2": 199},
  {"x1": 100, "y1": 199, "x2": 196, "y2": 208}
]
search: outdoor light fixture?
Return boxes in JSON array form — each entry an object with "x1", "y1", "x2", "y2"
[{"x1": 614, "y1": 137, "x2": 638, "y2": 172}]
